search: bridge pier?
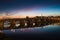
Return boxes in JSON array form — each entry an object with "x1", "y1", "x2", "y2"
[
  {"x1": 20, "y1": 19, "x2": 25, "y2": 28},
  {"x1": 31, "y1": 19, "x2": 35, "y2": 27},
  {"x1": 10, "y1": 20, "x2": 16, "y2": 29},
  {"x1": 26, "y1": 19, "x2": 34, "y2": 27},
  {"x1": 0, "y1": 20, "x2": 4, "y2": 30},
  {"x1": 34, "y1": 19, "x2": 41, "y2": 27},
  {"x1": 42, "y1": 19, "x2": 48, "y2": 25},
  {"x1": 15, "y1": 20, "x2": 20, "y2": 28}
]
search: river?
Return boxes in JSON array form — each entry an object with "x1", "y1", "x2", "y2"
[{"x1": 2, "y1": 23, "x2": 60, "y2": 40}]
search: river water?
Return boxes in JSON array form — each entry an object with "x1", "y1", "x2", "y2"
[
  {"x1": 3, "y1": 23, "x2": 60, "y2": 34},
  {"x1": 2, "y1": 23, "x2": 60, "y2": 39}
]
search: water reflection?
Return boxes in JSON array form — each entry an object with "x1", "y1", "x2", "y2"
[
  {"x1": 10, "y1": 29, "x2": 16, "y2": 32},
  {"x1": 3, "y1": 23, "x2": 60, "y2": 35}
]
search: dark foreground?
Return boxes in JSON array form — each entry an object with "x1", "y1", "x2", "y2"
[{"x1": 1, "y1": 32, "x2": 60, "y2": 40}]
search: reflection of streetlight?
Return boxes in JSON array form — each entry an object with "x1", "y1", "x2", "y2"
[{"x1": 11, "y1": 29, "x2": 15, "y2": 32}]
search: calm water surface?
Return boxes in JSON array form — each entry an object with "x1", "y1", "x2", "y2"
[
  {"x1": 2, "y1": 24, "x2": 60, "y2": 40},
  {"x1": 3, "y1": 24, "x2": 60, "y2": 35}
]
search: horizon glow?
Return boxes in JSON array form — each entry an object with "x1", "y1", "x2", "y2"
[{"x1": 0, "y1": 0, "x2": 60, "y2": 18}]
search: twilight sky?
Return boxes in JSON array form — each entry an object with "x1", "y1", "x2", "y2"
[{"x1": 0, "y1": 0, "x2": 60, "y2": 18}]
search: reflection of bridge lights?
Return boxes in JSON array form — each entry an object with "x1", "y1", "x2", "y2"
[
  {"x1": 43, "y1": 27, "x2": 46, "y2": 28},
  {"x1": 20, "y1": 28, "x2": 33, "y2": 32},
  {"x1": 11, "y1": 29, "x2": 15, "y2": 32}
]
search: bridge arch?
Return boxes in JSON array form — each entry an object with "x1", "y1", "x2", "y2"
[{"x1": 4, "y1": 20, "x2": 11, "y2": 28}]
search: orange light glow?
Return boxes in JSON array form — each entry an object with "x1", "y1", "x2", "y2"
[{"x1": 0, "y1": 15, "x2": 35, "y2": 19}]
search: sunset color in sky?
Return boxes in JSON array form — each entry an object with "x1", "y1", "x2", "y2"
[{"x1": 0, "y1": 0, "x2": 60, "y2": 18}]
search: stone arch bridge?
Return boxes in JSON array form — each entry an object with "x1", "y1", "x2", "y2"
[{"x1": 0, "y1": 16, "x2": 60, "y2": 30}]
